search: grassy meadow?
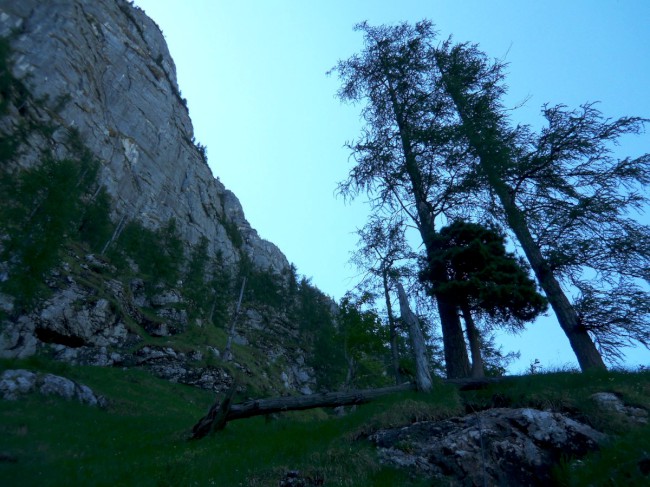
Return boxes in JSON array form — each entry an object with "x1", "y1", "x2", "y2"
[{"x1": 1, "y1": 358, "x2": 648, "y2": 486}]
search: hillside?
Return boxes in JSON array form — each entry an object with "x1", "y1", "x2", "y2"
[
  {"x1": 1, "y1": 2, "x2": 648, "y2": 485},
  {"x1": 0, "y1": 0, "x2": 341, "y2": 396},
  {"x1": 1, "y1": 362, "x2": 648, "y2": 485}
]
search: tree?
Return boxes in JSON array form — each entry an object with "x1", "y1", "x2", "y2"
[
  {"x1": 421, "y1": 221, "x2": 547, "y2": 377},
  {"x1": 395, "y1": 280, "x2": 434, "y2": 391},
  {"x1": 334, "y1": 20, "x2": 649, "y2": 370},
  {"x1": 331, "y1": 21, "x2": 473, "y2": 378},
  {"x1": 0, "y1": 156, "x2": 101, "y2": 310},
  {"x1": 432, "y1": 41, "x2": 649, "y2": 367},
  {"x1": 338, "y1": 293, "x2": 390, "y2": 388},
  {"x1": 350, "y1": 215, "x2": 412, "y2": 384}
]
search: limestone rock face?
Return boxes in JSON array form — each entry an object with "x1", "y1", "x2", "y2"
[
  {"x1": 370, "y1": 408, "x2": 606, "y2": 486},
  {"x1": 0, "y1": 0, "x2": 322, "y2": 396},
  {"x1": 0, "y1": 0, "x2": 288, "y2": 272}
]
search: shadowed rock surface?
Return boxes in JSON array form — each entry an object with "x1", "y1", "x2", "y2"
[
  {"x1": 0, "y1": 369, "x2": 106, "y2": 407},
  {"x1": 0, "y1": 0, "x2": 323, "y2": 395},
  {"x1": 0, "y1": 0, "x2": 287, "y2": 272},
  {"x1": 370, "y1": 407, "x2": 606, "y2": 486}
]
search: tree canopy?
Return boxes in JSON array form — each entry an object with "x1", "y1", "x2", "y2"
[
  {"x1": 333, "y1": 20, "x2": 649, "y2": 374},
  {"x1": 423, "y1": 221, "x2": 547, "y2": 326}
]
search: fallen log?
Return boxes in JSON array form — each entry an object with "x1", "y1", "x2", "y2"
[
  {"x1": 189, "y1": 376, "x2": 520, "y2": 439},
  {"x1": 190, "y1": 382, "x2": 237, "y2": 439},
  {"x1": 190, "y1": 382, "x2": 416, "y2": 439}
]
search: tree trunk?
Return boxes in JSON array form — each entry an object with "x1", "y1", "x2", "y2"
[
  {"x1": 344, "y1": 354, "x2": 356, "y2": 389},
  {"x1": 382, "y1": 268, "x2": 402, "y2": 385},
  {"x1": 223, "y1": 277, "x2": 246, "y2": 362},
  {"x1": 384, "y1": 73, "x2": 471, "y2": 380},
  {"x1": 190, "y1": 382, "x2": 416, "y2": 438},
  {"x1": 395, "y1": 281, "x2": 433, "y2": 392},
  {"x1": 190, "y1": 376, "x2": 522, "y2": 438},
  {"x1": 436, "y1": 63, "x2": 606, "y2": 372},
  {"x1": 461, "y1": 303, "x2": 485, "y2": 379},
  {"x1": 493, "y1": 187, "x2": 607, "y2": 371}
]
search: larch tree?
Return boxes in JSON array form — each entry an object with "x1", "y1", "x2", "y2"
[
  {"x1": 334, "y1": 20, "x2": 649, "y2": 371},
  {"x1": 432, "y1": 41, "x2": 650, "y2": 367},
  {"x1": 330, "y1": 21, "x2": 474, "y2": 378},
  {"x1": 350, "y1": 215, "x2": 412, "y2": 384}
]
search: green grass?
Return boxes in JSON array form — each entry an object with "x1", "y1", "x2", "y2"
[
  {"x1": 0, "y1": 360, "x2": 454, "y2": 486},
  {"x1": 1, "y1": 360, "x2": 648, "y2": 486}
]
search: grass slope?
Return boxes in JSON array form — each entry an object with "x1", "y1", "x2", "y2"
[{"x1": 1, "y1": 358, "x2": 648, "y2": 486}]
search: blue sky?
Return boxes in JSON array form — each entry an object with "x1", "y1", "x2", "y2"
[{"x1": 133, "y1": 0, "x2": 649, "y2": 373}]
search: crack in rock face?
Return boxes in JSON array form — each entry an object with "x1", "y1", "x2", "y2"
[{"x1": 370, "y1": 407, "x2": 607, "y2": 486}]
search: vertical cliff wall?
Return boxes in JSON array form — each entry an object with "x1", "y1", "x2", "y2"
[
  {"x1": 0, "y1": 0, "x2": 288, "y2": 272},
  {"x1": 0, "y1": 0, "x2": 341, "y2": 396}
]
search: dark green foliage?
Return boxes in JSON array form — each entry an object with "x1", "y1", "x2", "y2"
[
  {"x1": 294, "y1": 277, "x2": 346, "y2": 390},
  {"x1": 0, "y1": 38, "x2": 112, "y2": 310},
  {"x1": 339, "y1": 293, "x2": 391, "y2": 388},
  {"x1": 237, "y1": 253, "x2": 285, "y2": 309},
  {"x1": 222, "y1": 218, "x2": 243, "y2": 249},
  {"x1": 0, "y1": 37, "x2": 14, "y2": 116},
  {"x1": 207, "y1": 251, "x2": 232, "y2": 327},
  {"x1": 180, "y1": 238, "x2": 232, "y2": 326},
  {"x1": 0, "y1": 156, "x2": 100, "y2": 310},
  {"x1": 111, "y1": 219, "x2": 183, "y2": 288},
  {"x1": 78, "y1": 188, "x2": 114, "y2": 253},
  {"x1": 284, "y1": 263, "x2": 299, "y2": 298},
  {"x1": 182, "y1": 237, "x2": 211, "y2": 319},
  {"x1": 0, "y1": 36, "x2": 30, "y2": 119},
  {"x1": 422, "y1": 221, "x2": 547, "y2": 326}
]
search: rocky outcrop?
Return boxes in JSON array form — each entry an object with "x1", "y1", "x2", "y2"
[
  {"x1": 0, "y1": 369, "x2": 107, "y2": 407},
  {"x1": 129, "y1": 346, "x2": 234, "y2": 392},
  {"x1": 370, "y1": 407, "x2": 606, "y2": 486},
  {"x1": 0, "y1": 0, "x2": 325, "y2": 396},
  {"x1": 0, "y1": 0, "x2": 288, "y2": 273},
  {"x1": 590, "y1": 392, "x2": 648, "y2": 425}
]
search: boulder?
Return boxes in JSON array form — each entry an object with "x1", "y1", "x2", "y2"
[
  {"x1": 370, "y1": 407, "x2": 607, "y2": 486},
  {"x1": 591, "y1": 392, "x2": 648, "y2": 424},
  {"x1": 0, "y1": 369, "x2": 106, "y2": 407}
]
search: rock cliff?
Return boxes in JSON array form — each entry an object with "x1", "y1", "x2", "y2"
[
  {"x1": 0, "y1": 0, "x2": 287, "y2": 272},
  {"x1": 0, "y1": 0, "x2": 335, "y2": 396}
]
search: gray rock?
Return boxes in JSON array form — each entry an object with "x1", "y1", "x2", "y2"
[
  {"x1": 132, "y1": 346, "x2": 232, "y2": 392},
  {"x1": 232, "y1": 333, "x2": 249, "y2": 346},
  {"x1": 371, "y1": 407, "x2": 607, "y2": 486},
  {"x1": 0, "y1": 319, "x2": 38, "y2": 359},
  {"x1": 150, "y1": 290, "x2": 182, "y2": 307},
  {"x1": 0, "y1": 0, "x2": 290, "y2": 274},
  {"x1": 39, "y1": 374, "x2": 106, "y2": 407},
  {"x1": 0, "y1": 369, "x2": 37, "y2": 400},
  {"x1": 35, "y1": 285, "x2": 127, "y2": 347},
  {"x1": 0, "y1": 369, "x2": 106, "y2": 407},
  {"x1": 591, "y1": 392, "x2": 648, "y2": 424},
  {"x1": 245, "y1": 309, "x2": 267, "y2": 331},
  {"x1": 0, "y1": 292, "x2": 14, "y2": 313},
  {"x1": 281, "y1": 371, "x2": 291, "y2": 389},
  {"x1": 207, "y1": 346, "x2": 220, "y2": 359},
  {"x1": 51, "y1": 344, "x2": 123, "y2": 367}
]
